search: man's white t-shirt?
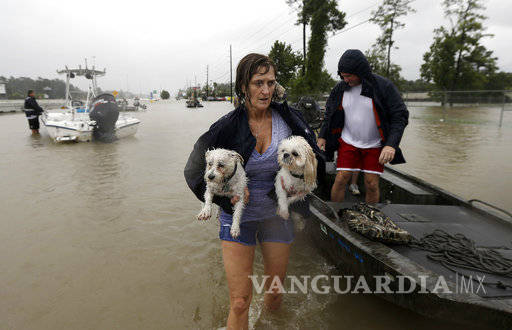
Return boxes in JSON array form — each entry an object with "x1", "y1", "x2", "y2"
[{"x1": 340, "y1": 84, "x2": 382, "y2": 148}]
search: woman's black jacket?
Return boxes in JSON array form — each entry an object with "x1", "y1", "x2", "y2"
[{"x1": 184, "y1": 101, "x2": 325, "y2": 215}]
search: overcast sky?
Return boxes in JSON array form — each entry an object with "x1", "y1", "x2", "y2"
[{"x1": 1, "y1": 0, "x2": 511, "y2": 93}]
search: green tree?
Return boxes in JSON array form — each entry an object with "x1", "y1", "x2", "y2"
[
  {"x1": 486, "y1": 72, "x2": 512, "y2": 90},
  {"x1": 369, "y1": 0, "x2": 415, "y2": 77},
  {"x1": 401, "y1": 79, "x2": 435, "y2": 92},
  {"x1": 160, "y1": 90, "x2": 170, "y2": 99},
  {"x1": 288, "y1": 0, "x2": 347, "y2": 93},
  {"x1": 420, "y1": 0, "x2": 497, "y2": 91},
  {"x1": 288, "y1": 69, "x2": 336, "y2": 101},
  {"x1": 2, "y1": 76, "x2": 81, "y2": 99},
  {"x1": 268, "y1": 40, "x2": 303, "y2": 88},
  {"x1": 364, "y1": 47, "x2": 404, "y2": 88}
]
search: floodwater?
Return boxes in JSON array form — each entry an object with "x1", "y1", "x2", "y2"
[
  {"x1": 397, "y1": 104, "x2": 512, "y2": 214},
  {"x1": 0, "y1": 101, "x2": 510, "y2": 329}
]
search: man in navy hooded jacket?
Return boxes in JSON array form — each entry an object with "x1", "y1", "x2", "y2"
[{"x1": 317, "y1": 49, "x2": 408, "y2": 204}]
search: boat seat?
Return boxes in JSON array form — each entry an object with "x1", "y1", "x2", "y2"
[{"x1": 380, "y1": 170, "x2": 436, "y2": 205}]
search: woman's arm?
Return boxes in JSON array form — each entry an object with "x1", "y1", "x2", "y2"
[
  {"x1": 183, "y1": 124, "x2": 234, "y2": 214},
  {"x1": 184, "y1": 129, "x2": 212, "y2": 202}
]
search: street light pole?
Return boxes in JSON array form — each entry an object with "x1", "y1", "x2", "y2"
[
  {"x1": 230, "y1": 44, "x2": 233, "y2": 103},
  {"x1": 206, "y1": 65, "x2": 209, "y2": 98}
]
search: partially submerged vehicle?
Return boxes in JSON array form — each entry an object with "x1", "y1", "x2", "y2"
[
  {"x1": 132, "y1": 97, "x2": 147, "y2": 110},
  {"x1": 41, "y1": 62, "x2": 140, "y2": 142},
  {"x1": 117, "y1": 97, "x2": 147, "y2": 111},
  {"x1": 186, "y1": 98, "x2": 203, "y2": 108},
  {"x1": 306, "y1": 165, "x2": 512, "y2": 329}
]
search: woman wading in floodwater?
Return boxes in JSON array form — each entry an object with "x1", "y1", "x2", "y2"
[{"x1": 184, "y1": 53, "x2": 323, "y2": 329}]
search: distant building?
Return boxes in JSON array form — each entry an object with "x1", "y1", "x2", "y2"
[{"x1": 0, "y1": 79, "x2": 6, "y2": 99}]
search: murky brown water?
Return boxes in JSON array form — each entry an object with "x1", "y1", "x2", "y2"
[
  {"x1": 0, "y1": 101, "x2": 509, "y2": 329},
  {"x1": 397, "y1": 105, "x2": 512, "y2": 213}
]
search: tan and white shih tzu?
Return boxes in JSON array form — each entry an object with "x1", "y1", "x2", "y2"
[
  {"x1": 197, "y1": 148, "x2": 247, "y2": 238},
  {"x1": 275, "y1": 136, "x2": 318, "y2": 219}
]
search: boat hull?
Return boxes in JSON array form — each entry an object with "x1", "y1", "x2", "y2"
[
  {"x1": 42, "y1": 116, "x2": 140, "y2": 142},
  {"x1": 305, "y1": 166, "x2": 512, "y2": 329},
  {"x1": 115, "y1": 122, "x2": 139, "y2": 139}
]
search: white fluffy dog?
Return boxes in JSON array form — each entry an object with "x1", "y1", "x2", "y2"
[
  {"x1": 197, "y1": 148, "x2": 247, "y2": 238},
  {"x1": 275, "y1": 136, "x2": 318, "y2": 220}
]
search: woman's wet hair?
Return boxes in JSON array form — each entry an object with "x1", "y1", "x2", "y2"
[{"x1": 235, "y1": 53, "x2": 277, "y2": 103}]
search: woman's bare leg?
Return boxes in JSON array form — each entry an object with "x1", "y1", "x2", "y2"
[
  {"x1": 261, "y1": 242, "x2": 291, "y2": 311},
  {"x1": 222, "y1": 240, "x2": 255, "y2": 330}
]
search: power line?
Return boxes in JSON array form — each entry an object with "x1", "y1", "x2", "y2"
[
  {"x1": 206, "y1": 11, "x2": 292, "y2": 71},
  {"x1": 213, "y1": 71, "x2": 229, "y2": 82},
  {"x1": 205, "y1": 2, "x2": 384, "y2": 85},
  {"x1": 234, "y1": 7, "x2": 300, "y2": 52},
  {"x1": 330, "y1": 0, "x2": 417, "y2": 40},
  {"x1": 208, "y1": 7, "x2": 301, "y2": 76},
  {"x1": 243, "y1": 2, "x2": 379, "y2": 55},
  {"x1": 347, "y1": 2, "x2": 380, "y2": 19},
  {"x1": 330, "y1": 18, "x2": 372, "y2": 39},
  {"x1": 207, "y1": 10, "x2": 299, "y2": 73}
]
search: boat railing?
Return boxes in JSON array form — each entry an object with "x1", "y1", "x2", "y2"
[
  {"x1": 468, "y1": 199, "x2": 512, "y2": 219},
  {"x1": 310, "y1": 193, "x2": 340, "y2": 222},
  {"x1": 382, "y1": 165, "x2": 512, "y2": 226}
]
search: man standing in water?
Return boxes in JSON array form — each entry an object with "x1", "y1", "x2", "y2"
[
  {"x1": 24, "y1": 90, "x2": 44, "y2": 134},
  {"x1": 317, "y1": 49, "x2": 409, "y2": 204}
]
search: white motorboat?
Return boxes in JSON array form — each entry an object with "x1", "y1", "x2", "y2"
[{"x1": 42, "y1": 61, "x2": 140, "y2": 142}]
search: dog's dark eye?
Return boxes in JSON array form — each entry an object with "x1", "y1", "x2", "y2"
[
  {"x1": 208, "y1": 162, "x2": 213, "y2": 166},
  {"x1": 292, "y1": 151, "x2": 299, "y2": 157}
]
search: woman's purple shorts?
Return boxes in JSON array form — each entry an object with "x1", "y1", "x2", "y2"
[{"x1": 219, "y1": 216, "x2": 294, "y2": 246}]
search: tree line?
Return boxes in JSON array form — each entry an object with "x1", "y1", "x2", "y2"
[
  {"x1": 0, "y1": 76, "x2": 81, "y2": 99},
  {"x1": 0, "y1": 75, "x2": 144, "y2": 100}
]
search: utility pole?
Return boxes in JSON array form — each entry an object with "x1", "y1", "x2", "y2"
[
  {"x1": 230, "y1": 44, "x2": 233, "y2": 103},
  {"x1": 302, "y1": 0, "x2": 306, "y2": 76},
  {"x1": 303, "y1": 21, "x2": 306, "y2": 75},
  {"x1": 206, "y1": 65, "x2": 209, "y2": 98}
]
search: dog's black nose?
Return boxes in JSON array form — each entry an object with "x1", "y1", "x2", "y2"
[
  {"x1": 208, "y1": 174, "x2": 215, "y2": 180},
  {"x1": 283, "y1": 153, "x2": 289, "y2": 159}
]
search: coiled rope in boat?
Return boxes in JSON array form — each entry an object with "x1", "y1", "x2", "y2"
[{"x1": 409, "y1": 229, "x2": 512, "y2": 289}]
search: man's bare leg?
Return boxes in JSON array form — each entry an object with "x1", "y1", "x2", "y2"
[
  {"x1": 331, "y1": 171, "x2": 355, "y2": 202},
  {"x1": 351, "y1": 172, "x2": 359, "y2": 186},
  {"x1": 363, "y1": 173, "x2": 380, "y2": 204}
]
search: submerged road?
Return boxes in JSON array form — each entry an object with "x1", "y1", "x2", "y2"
[{"x1": 0, "y1": 100, "x2": 509, "y2": 329}]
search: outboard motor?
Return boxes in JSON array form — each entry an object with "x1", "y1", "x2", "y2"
[
  {"x1": 89, "y1": 93, "x2": 119, "y2": 142},
  {"x1": 295, "y1": 96, "x2": 322, "y2": 129}
]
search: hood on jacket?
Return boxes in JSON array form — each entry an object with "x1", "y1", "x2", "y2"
[{"x1": 337, "y1": 49, "x2": 372, "y2": 80}]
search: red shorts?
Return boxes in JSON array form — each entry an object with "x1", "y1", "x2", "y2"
[{"x1": 336, "y1": 138, "x2": 384, "y2": 174}]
